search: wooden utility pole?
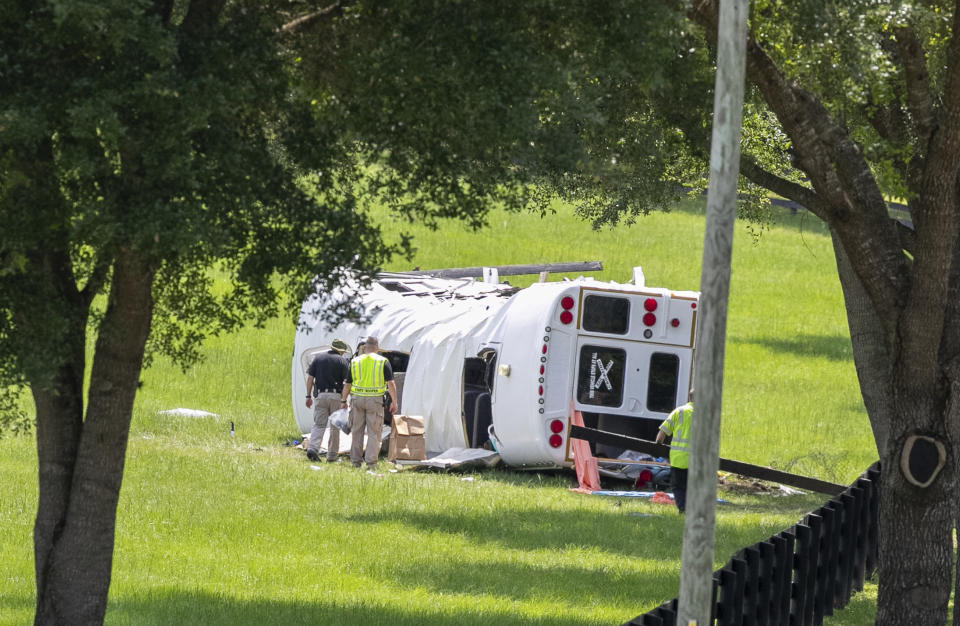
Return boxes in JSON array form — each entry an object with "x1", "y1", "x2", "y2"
[{"x1": 677, "y1": 0, "x2": 748, "y2": 624}]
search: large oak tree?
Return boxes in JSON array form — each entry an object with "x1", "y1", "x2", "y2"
[
  {"x1": 0, "y1": 1, "x2": 683, "y2": 622},
  {"x1": 6, "y1": 0, "x2": 957, "y2": 623},
  {"x1": 679, "y1": 1, "x2": 960, "y2": 623}
]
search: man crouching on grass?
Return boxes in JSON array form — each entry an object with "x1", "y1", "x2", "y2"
[
  {"x1": 340, "y1": 336, "x2": 398, "y2": 469},
  {"x1": 655, "y1": 390, "x2": 694, "y2": 514}
]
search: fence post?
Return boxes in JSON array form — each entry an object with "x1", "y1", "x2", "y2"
[
  {"x1": 717, "y1": 566, "x2": 740, "y2": 626},
  {"x1": 816, "y1": 503, "x2": 838, "y2": 620},
  {"x1": 791, "y1": 525, "x2": 810, "y2": 626},
  {"x1": 656, "y1": 598, "x2": 677, "y2": 626},
  {"x1": 865, "y1": 464, "x2": 880, "y2": 576},
  {"x1": 770, "y1": 529, "x2": 794, "y2": 624},
  {"x1": 742, "y1": 546, "x2": 761, "y2": 625},
  {"x1": 756, "y1": 541, "x2": 775, "y2": 624},
  {"x1": 711, "y1": 574, "x2": 720, "y2": 624},
  {"x1": 852, "y1": 478, "x2": 873, "y2": 591},
  {"x1": 731, "y1": 557, "x2": 748, "y2": 625},
  {"x1": 805, "y1": 514, "x2": 823, "y2": 626},
  {"x1": 839, "y1": 490, "x2": 861, "y2": 606}
]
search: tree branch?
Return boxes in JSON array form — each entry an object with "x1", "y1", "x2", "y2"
[
  {"x1": 893, "y1": 25, "x2": 936, "y2": 150},
  {"x1": 278, "y1": 2, "x2": 342, "y2": 35},
  {"x1": 687, "y1": 0, "x2": 908, "y2": 333},
  {"x1": 738, "y1": 157, "x2": 830, "y2": 220},
  {"x1": 891, "y1": 4, "x2": 960, "y2": 396}
]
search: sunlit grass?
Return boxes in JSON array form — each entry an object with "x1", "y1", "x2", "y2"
[{"x1": 0, "y1": 199, "x2": 878, "y2": 624}]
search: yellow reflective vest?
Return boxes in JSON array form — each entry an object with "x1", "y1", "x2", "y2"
[
  {"x1": 659, "y1": 402, "x2": 693, "y2": 469},
  {"x1": 349, "y1": 353, "x2": 388, "y2": 397}
]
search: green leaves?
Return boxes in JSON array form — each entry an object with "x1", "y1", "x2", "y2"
[{"x1": 0, "y1": 1, "x2": 392, "y2": 382}]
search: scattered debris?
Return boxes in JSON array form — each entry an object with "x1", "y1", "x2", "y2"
[
  {"x1": 718, "y1": 472, "x2": 801, "y2": 495},
  {"x1": 396, "y1": 447, "x2": 500, "y2": 470},
  {"x1": 157, "y1": 408, "x2": 218, "y2": 418}
]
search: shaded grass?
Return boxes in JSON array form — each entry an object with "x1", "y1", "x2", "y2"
[
  {"x1": 0, "y1": 199, "x2": 878, "y2": 624},
  {"x1": 0, "y1": 429, "x2": 830, "y2": 625}
]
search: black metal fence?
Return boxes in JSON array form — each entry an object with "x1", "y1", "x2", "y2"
[{"x1": 625, "y1": 462, "x2": 880, "y2": 626}]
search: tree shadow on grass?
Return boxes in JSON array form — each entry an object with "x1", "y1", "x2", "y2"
[
  {"x1": 102, "y1": 588, "x2": 610, "y2": 626},
  {"x1": 338, "y1": 505, "x2": 793, "y2": 567},
  {"x1": 734, "y1": 333, "x2": 852, "y2": 362},
  {"x1": 381, "y1": 556, "x2": 678, "y2": 616},
  {"x1": 0, "y1": 593, "x2": 33, "y2": 624}
]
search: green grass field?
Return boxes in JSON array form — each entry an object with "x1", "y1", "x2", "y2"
[{"x1": 0, "y1": 199, "x2": 878, "y2": 624}]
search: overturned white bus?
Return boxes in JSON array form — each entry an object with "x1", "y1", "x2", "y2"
[{"x1": 292, "y1": 265, "x2": 699, "y2": 468}]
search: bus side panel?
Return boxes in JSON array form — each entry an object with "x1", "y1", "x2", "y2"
[{"x1": 489, "y1": 288, "x2": 566, "y2": 467}]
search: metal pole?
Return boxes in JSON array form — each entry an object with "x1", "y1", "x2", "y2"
[{"x1": 677, "y1": 0, "x2": 748, "y2": 624}]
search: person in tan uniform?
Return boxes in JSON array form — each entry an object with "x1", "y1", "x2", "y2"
[
  {"x1": 340, "y1": 336, "x2": 398, "y2": 469},
  {"x1": 304, "y1": 339, "x2": 351, "y2": 462}
]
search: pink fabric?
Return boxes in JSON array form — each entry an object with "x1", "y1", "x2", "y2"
[{"x1": 569, "y1": 404, "x2": 602, "y2": 493}]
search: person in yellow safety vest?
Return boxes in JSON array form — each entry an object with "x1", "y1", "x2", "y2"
[
  {"x1": 655, "y1": 392, "x2": 694, "y2": 513},
  {"x1": 340, "y1": 336, "x2": 398, "y2": 469}
]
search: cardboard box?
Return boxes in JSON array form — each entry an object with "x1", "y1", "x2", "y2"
[{"x1": 388, "y1": 415, "x2": 426, "y2": 461}]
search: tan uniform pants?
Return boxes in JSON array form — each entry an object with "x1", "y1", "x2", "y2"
[
  {"x1": 349, "y1": 394, "x2": 384, "y2": 467},
  {"x1": 308, "y1": 393, "x2": 341, "y2": 461}
]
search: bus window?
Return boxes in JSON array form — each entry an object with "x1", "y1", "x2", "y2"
[
  {"x1": 576, "y1": 345, "x2": 626, "y2": 407},
  {"x1": 582, "y1": 295, "x2": 630, "y2": 334},
  {"x1": 380, "y1": 350, "x2": 410, "y2": 373},
  {"x1": 647, "y1": 352, "x2": 680, "y2": 413}
]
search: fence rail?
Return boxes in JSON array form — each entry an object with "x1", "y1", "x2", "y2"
[{"x1": 625, "y1": 463, "x2": 880, "y2": 626}]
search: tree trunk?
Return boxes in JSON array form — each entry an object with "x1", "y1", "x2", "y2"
[
  {"x1": 874, "y1": 400, "x2": 957, "y2": 624},
  {"x1": 32, "y1": 366, "x2": 85, "y2": 611},
  {"x1": 833, "y1": 231, "x2": 958, "y2": 624},
  {"x1": 34, "y1": 251, "x2": 155, "y2": 625},
  {"x1": 831, "y1": 230, "x2": 893, "y2": 458}
]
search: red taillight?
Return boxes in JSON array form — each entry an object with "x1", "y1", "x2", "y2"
[
  {"x1": 644, "y1": 298, "x2": 658, "y2": 312},
  {"x1": 635, "y1": 468, "x2": 654, "y2": 489},
  {"x1": 538, "y1": 385, "x2": 544, "y2": 396},
  {"x1": 643, "y1": 312, "x2": 657, "y2": 326},
  {"x1": 691, "y1": 302, "x2": 697, "y2": 309},
  {"x1": 670, "y1": 318, "x2": 680, "y2": 328},
  {"x1": 541, "y1": 344, "x2": 548, "y2": 354},
  {"x1": 539, "y1": 364, "x2": 545, "y2": 375},
  {"x1": 560, "y1": 296, "x2": 575, "y2": 310},
  {"x1": 559, "y1": 310, "x2": 573, "y2": 325},
  {"x1": 548, "y1": 434, "x2": 563, "y2": 448},
  {"x1": 550, "y1": 419, "x2": 564, "y2": 433}
]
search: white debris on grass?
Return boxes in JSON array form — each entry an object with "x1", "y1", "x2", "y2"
[
  {"x1": 157, "y1": 408, "x2": 219, "y2": 418},
  {"x1": 778, "y1": 484, "x2": 807, "y2": 496}
]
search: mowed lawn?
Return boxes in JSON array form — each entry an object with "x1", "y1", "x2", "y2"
[{"x1": 0, "y1": 200, "x2": 878, "y2": 624}]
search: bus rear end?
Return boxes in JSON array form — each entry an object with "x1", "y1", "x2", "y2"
[
  {"x1": 490, "y1": 276, "x2": 698, "y2": 467},
  {"x1": 569, "y1": 285, "x2": 698, "y2": 460}
]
